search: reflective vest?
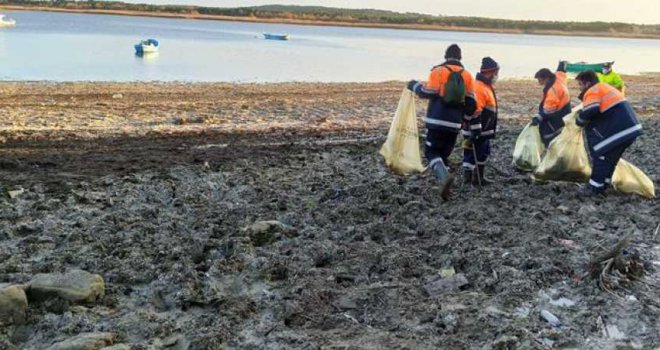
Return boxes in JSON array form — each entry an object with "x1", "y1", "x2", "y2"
[
  {"x1": 463, "y1": 76, "x2": 497, "y2": 139},
  {"x1": 597, "y1": 71, "x2": 625, "y2": 94},
  {"x1": 578, "y1": 83, "x2": 642, "y2": 156},
  {"x1": 413, "y1": 60, "x2": 477, "y2": 133},
  {"x1": 537, "y1": 71, "x2": 571, "y2": 142},
  {"x1": 541, "y1": 71, "x2": 570, "y2": 116}
]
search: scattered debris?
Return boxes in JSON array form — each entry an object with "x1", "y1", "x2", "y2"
[
  {"x1": 492, "y1": 335, "x2": 519, "y2": 350},
  {"x1": 45, "y1": 332, "x2": 114, "y2": 350},
  {"x1": 559, "y1": 239, "x2": 576, "y2": 248},
  {"x1": 540, "y1": 310, "x2": 562, "y2": 327},
  {"x1": 589, "y1": 233, "x2": 645, "y2": 294},
  {"x1": 440, "y1": 267, "x2": 456, "y2": 278},
  {"x1": 7, "y1": 187, "x2": 24, "y2": 199},
  {"x1": 550, "y1": 297, "x2": 576, "y2": 307},
  {"x1": 606, "y1": 325, "x2": 626, "y2": 340}
]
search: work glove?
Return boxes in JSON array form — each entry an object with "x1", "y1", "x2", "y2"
[
  {"x1": 407, "y1": 80, "x2": 418, "y2": 92},
  {"x1": 575, "y1": 115, "x2": 587, "y2": 128},
  {"x1": 531, "y1": 115, "x2": 541, "y2": 126},
  {"x1": 469, "y1": 128, "x2": 481, "y2": 141},
  {"x1": 461, "y1": 139, "x2": 474, "y2": 150},
  {"x1": 557, "y1": 60, "x2": 568, "y2": 72},
  {"x1": 578, "y1": 89, "x2": 587, "y2": 101}
]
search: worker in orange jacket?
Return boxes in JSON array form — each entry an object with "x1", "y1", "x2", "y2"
[
  {"x1": 462, "y1": 56, "x2": 499, "y2": 185},
  {"x1": 531, "y1": 62, "x2": 572, "y2": 146},
  {"x1": 407, "y1": 44, "x2": 478, "y2": 200},
  {"x1": 575, "y1": 70, "x2": 642, "y2": 197}
]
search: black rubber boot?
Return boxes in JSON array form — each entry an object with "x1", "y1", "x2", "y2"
[
  {"x1": 439, "y1": 175, "x2": 455, "y2": 201},
  {"x1": 576, "y1": 185, "x2": 606, "y2": 199},
  {"x1": 432, "y1": 162, "x2": 454, "y2": 201},
  {"x1": 463, "y1": 168, "x2": 474, "y2": 186}
]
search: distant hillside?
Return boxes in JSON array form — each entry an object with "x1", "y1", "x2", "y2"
[{"x1": 2, "y1": 1, "x2": 660, "y2": 38}]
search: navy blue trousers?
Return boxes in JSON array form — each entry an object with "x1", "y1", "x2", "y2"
[
  {"x1": 462, "y1": 138, "x2": 491, "y2": 169},
  {"x1": 425, "y1": 129, "x2": 458, "y2": 169},
  {"x1": 589, "y1": 140, "x2": 634, "y2": 192}
]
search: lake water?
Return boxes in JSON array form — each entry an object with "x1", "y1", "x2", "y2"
[{"x1": 1, "y1": 10, "x2": 659, "y2": 82}]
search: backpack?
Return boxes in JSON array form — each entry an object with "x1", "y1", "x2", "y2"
[{"x1": 442, "y1": 67, "x2": 466, "y2": 106}]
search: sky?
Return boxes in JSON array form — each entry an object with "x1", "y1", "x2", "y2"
[{"x1": 123, "y1": 0, "x2": 660, "y2": 24}]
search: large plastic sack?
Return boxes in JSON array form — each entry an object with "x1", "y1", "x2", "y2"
[
  {"x1": 380, "y1": 89, "x2": 426, "y2": 175},
  {"x1": 612, "y1": 159, "x2": 656, "y2": 198},
  {"x1": 512, "y1": 123, "x2": 544, "y2": 172},
  {"x1": 534, "y1": 105, "x2": 592, "y2": 182}
]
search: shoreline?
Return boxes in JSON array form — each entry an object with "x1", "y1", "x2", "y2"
[
  {"x1": 0, "y1": 74, "x2": 657, "y2": 85},
  {"x1": 0, "y1": 76, "x2": 657, "y2": 142},
  {"x1": 2, "y1": 5, "x2": 660, "y2": 40}
]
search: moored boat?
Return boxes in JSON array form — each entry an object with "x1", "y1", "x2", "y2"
[
  {"x1": 134, "y1": 38, "x2": 159, "y2": 55},
  {"x1": 0, "y1": 14, "x2": 16, "y2": 28},
  {"x1": 263, "y1": 33, "x2": 290, "y2": 41}
]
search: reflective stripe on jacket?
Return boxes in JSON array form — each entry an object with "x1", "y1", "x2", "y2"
[
  {"x1": 413, "y1": 59, "x2": 477, "y2": 133},
  {"x1": 579, "y1": 83, "x2": 641, "y2": 156}
]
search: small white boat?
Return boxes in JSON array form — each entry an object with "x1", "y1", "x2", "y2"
[
  {"x1": 263, "y1": 33, "x2": 290, "y2": 41},
  {"x1": 134, "y1": 38, "x2": 159, "y2": 55},
  {"x1": 0, "y1": 14, "x2": 16, "y2": 28}
]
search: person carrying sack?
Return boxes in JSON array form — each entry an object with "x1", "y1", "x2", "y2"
[
  {"x1": 406, "y1": 44, "x2": 478, "y2": 200},
  {"x1": 574, "y1": 70, "x2": 643, "y2": 197},
  {"x1": 462, "y1": 56, "x2": 500, "y2": 185},
  {"x1": 532, "y1": 61, "x2": 572, "y2": 146}
]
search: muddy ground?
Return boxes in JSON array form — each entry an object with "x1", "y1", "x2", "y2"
[{"x1": 0, "y1": 78, "x2": 659, "y2": 349}]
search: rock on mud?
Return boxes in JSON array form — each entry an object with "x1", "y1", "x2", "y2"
[
  {"x1": 174, "y1": 115, "x2": 205, "y2": 125},
  {"x1": 45, "y1": 332, "x2": 114, "y2": 350},
  {"x1": 100, "y1": 345, "x2": 130, "y2": 350},
  {"x1": 242, "y1": 220, "x2": 293, "y2": 246},
  {"x1": 424, "y1": 273, "x2": 469, "y2": 297},
  {"x1": 28, "y1": 270, "x2": 105, "y2": 304},
  {"x1": 152, "y1": 335, "x2": 189, "y2": 350},
  {"x1": 492, "y1": 335, "x2": 519, "y2": 350},
  {"x1": 0, "y1": 284, "x2": 28, "y2": 326}
]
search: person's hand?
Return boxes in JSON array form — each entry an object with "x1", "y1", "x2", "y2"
[
  {"x1": 407, "y1": 80, "x2": 418, "y2": 91},
  {"x1": 531, "y1": 115, "x2": 541, "y2": 126},
  {"x1": 470, "y1": 128, "x2": 481, "y2": 141},
  {"x1": 557, "y1": 60, "x2": 568, "y2": 72},
  {"x1": 578, "y1": 89, "x2": 587, "y2": 101},
  {"x1": 575, "y1": 116, "x2": 587, "y2": 128}
]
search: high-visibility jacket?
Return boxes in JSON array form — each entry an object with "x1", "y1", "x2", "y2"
[
  {"x1": 578, "y1": 83, "x2": 641, "y2": 156},
  {"x1": 537, "y1": 71, "x2": 571, "y2": 143},
  {"x1": 463, "y1": 73, "x2": 498, "y2": 140},
  {"x1": 597, "y1": 71, "x2": 625, "y2": 95},
  {"x1": 412, "y1": 59, "x2": 477, "y2": 133}
]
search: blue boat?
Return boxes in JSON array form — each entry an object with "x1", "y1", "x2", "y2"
[
  {"x1": 263, "y1": 33, "x2": 290, "y2": 41},
  {"x1": 134, "y1": 38, "x2": 159, "y2": 55}
]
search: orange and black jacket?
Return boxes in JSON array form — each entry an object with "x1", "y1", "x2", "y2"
[
  {"x1": 463, "y1": 72, "x2": 498, "y2": 140},
  {"x1": 412, "y1": 59, "x2": 477, "y2": 133},
  {"x1": 577, "y1": 82, "x2": 642, "y2": 156},
  {"x1": 537, "y1": 67, "x2": 571, "y2": 142}
]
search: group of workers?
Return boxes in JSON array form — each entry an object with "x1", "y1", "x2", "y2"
[{"x1": 406, "y1": 44, "x2": 641, "y2": 200}]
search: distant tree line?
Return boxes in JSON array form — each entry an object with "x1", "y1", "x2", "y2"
[{"x1": 2, "y1": 1, "x2": 659, "y2": 36}]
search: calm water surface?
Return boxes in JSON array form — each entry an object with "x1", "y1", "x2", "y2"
[{"x1": 0, "y1": 11, "x2": 659, "y2": 82}]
